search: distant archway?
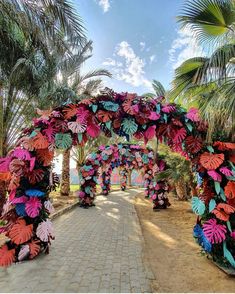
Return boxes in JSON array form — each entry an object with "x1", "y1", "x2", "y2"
[
  {"x1": 0, "y1": 92, "x2": 234, "y2": 269},
  {"x1": 78, "y1": 143, "x2": 170, "y2": 209}
]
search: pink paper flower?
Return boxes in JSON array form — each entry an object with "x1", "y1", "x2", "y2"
[
  {"x1": 79, "y1": 191, "x2": 85, "y2": 198},
  {"x1": 231, "y1": 231, "x2": 235, "y2": 239},
  {"x1": 149, "y1": 112, "x2": 161, "y2": 120},
  {"x1": 186, "y1": 108, "x2": 200, "y2": 122}
]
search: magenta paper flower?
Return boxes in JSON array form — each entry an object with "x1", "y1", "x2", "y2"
[
  {"x1": 186, "y1": 107, "x2": 200, "y2": 122},
  {"x1": 207, "y1": 170, "x2": 222, "y2": 182},
  {"x1": 144, "y1": 125, "x2": 156, "y2": 140},
  {"x1": 231, "y1": 232, "x2": 235, "y2": 239},
  {"x1": 219, "y1": 167, "x2": 234, "y2": 177},
  {"x1": 25, "y1": 197, "x2": 42, "y2": 218},
  {"x1": 79, "y1": 191, "x2": 85, "y2": 198},
  {"x1": 149, "y1": 112, "x2": 161, "y2": 120},
  {"x1": 203, "y1": 219, "x2": 227, "y2": 244},
  {"x1": 162, "y1": 104, "x2": 176, "y2": 113}
]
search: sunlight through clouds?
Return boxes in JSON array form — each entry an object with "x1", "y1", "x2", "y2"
[{"x1": 168, "y1": 27, "x2": 204, "y2": 70}]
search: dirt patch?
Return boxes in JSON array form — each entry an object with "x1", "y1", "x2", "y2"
[{"x1": 134, "y1": 192, "x2": 235, "y2": 293}]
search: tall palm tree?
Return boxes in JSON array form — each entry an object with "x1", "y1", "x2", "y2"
[
  {"x1": 170, "y1": 0, "x2": 235, "y2": 141},
  {"x1": 36, "y1": 40, "x2": 112, "y2": 196},
  {"x1": 0, "y1": 0, "x2": 86, "y2": 157}
]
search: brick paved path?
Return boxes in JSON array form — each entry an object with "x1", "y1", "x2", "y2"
[{"x1": 0, "y1": 189, "x2": 152, "y2": 293}]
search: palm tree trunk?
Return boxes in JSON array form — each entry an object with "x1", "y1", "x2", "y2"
[
  {"x1": 60, "y1": 148, "x2": 71, "y2": 196},
  {"x1": 175, "y1": 179, "x2": 187, "y2": 200},
  {"x1": 0, "y1": 86, "x2": 7, "y2": 213},
  {"x1": 128, "y1": 170, "x2": 132, "y2": 187}
]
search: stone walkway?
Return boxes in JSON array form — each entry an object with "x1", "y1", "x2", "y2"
[{"x1": 0, "y1": 189, "x2": 152, "y2": 293}]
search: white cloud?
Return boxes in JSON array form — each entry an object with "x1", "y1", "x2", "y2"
[
  {"x1": 168, "y1": 27, "x2": 204, "y2": 69},
  {"x1": 140, "y1": 41, "x2": 145, "y2": 51},
  {"x1": 98, "y1": 0, "x2": 110, "y2": 13},
  {"x1": 103, "y1": 41, "x2": 152, "y2": 90},
  {"x1": 102, "y1": 58, "x2": 123, "y2": 67},
  {"x1": 149, "y1": 55, "x2": 156, "y2": 64}
]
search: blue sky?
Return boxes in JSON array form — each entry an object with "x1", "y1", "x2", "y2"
[
  {"x1": 54, "y1": 0, "x2": 203, "y2": 173},
  {"x1": 73, "y1": 0, "x2": 202, "y2": 95}
]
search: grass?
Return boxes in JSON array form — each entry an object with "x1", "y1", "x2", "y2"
[{"x1": 56, "y1": 184, "x2": 122, "y2": 193}]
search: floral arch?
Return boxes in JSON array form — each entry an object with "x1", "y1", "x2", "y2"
[
  {"x1": 78, "y1": 143, "x2": 170, "y2": 209},
  {"x1": 0, "y1": 92, "x2": 234, "y2": 269}
]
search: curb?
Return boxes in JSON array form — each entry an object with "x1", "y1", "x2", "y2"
[{"x1": 50, "y1": 201, "x2": 79, "y2": 220}]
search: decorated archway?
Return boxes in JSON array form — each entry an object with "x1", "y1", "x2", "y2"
[
  {"x1": 78, "y1": 143, "x2": 170, "y2": 209},
  {"x1": 0, "y1": 92, "x2": 234, "y2": 269}
]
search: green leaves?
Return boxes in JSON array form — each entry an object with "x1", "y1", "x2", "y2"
[
  {"x1": 121, "y1": 118, "x2": 138, "y2": 135},
  {"x1": 55, "y1": 133, "x2": 72, "y2": 149},
  {"x1": 192, "y1": 196, "x2": 205, "y2": 215},
  {"x1": 177, "y1": 0, "x2": 235, "y2": 44}
]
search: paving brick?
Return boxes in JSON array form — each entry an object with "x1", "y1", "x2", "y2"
[{"x1": 0, "y1": 189, "x2": 152, "y2": 293}]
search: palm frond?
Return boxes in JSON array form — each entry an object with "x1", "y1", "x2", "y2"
[
  {"x1": 178, "y1": 0, "x2": 235, "y2": 46},
  {"x1": 152, "y1": 80, "x2": 166, "y2": 96},
  {"x1": 169, "y1": 57, "x2": 209, "y2": 100}
]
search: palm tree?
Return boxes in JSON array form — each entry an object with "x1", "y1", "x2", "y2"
[
  {"x1": 142, "y1": 80, "x2": 168, "y2": 100},
  {"x1": 170, "y1": 0, "x2": 235, "y2": 141},
  {"x1": 156, "y1": 145, "x2": 194, "y2": 200},
  {"x1": 36, "y1": 41, "x2": 112, "y2": 196},
  {"x1": 0, "y1": 0, "x2": 86, "y2": 157}
]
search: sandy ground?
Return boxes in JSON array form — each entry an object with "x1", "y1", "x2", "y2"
[{"x1": 134, "y1": 192, "x2": 235, "y2": 293}]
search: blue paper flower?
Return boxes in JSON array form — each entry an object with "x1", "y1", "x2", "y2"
[
  {"x1": 15, "y1": 203, "x2": 27, "y2": 216},
  {"x1": 25, "y1": 189, "x2": 45, "y2": 197}
]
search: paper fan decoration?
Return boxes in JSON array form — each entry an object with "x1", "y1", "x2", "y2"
[
  {"x1": 15, "y1": 203, "x2": 27, "y2": 217},
  {"x1": 68, "y1": 121, "x2": 87, "y2": 133},
  {"x1": 32, "y1": 132, "x2": 49, "y2": 149},
  {"x1": 212, "y1": 203, "x2": 235, "y2": 221},
  {"x1": 87, "y1": 124, "x2": 100, "y2": 138},
  {"x1": 36, "y1": 220, "x2": 54, "y2": 242},
  {"x1": 173, "y1": 127, "x2": 187, "y2": 144},
  {"x1": 192, "y1": 197, "x2": 205, "y2": 215},
  {"x1": 207, "y1": 170, "x2": 222, "y2": 182},
  {"x1": 0, "y1": 157, "x2": 12, "y2": 172},
  {"x1": 13, "y1": 148, "x2": 31, "y2": 161},
  {"x1": 44, "y1": 200, "x2": 55, "y2": 214},
  {"x1": 162, "y1": 104, "x2": 175, "y2": 113},
  {"x1": 0, "y1": 245, "x2": 15, "y2": 267},
  {"x1": 63, "y1": 104, "x2": 78, "y2": 119},
  {"x1": 9, "y1": 159, "x2": 26, "y2": 176},
  {"x1": 25, "y1": 189, "x2": 45, "y2": 197},
  {"x1": 144, "y1": 125, "x2": 156, "y2": 141},
  {"x1": 36, "y1": 149, "x2": 54, "y2": 166},
  {"x1": 28, "y1": 239, "x2": 41, "y2": 259},
  {"x1": 220, "y1": 167, "x2": 233, "y2": 177},
  {"x1": 55, "y1": 133, "x2": 72, "y2": 149},
  {"x1": 200, "y1": 152, "x2": 224, "y2": 170},
  {"x1": 185, "y1": 136, "x2": 202, "y2": 154},
  {"x1": 11, "y1": 196, "x2": 28, "y2": 204},
  {"x1": 25, "y1": 198, "x2": 42, "y2": 218},
  {"x1": 18, "y1": 245, "x2": 30, "y2": 261},
  {"x1": 224, "y1": 181, "x2": 235, "y2": 199},
  {"x1": 203, "y1": 219, "x2": 226, "y2": 244},
  {"x1": 121, "y1": 118, "x2": 138, "y2": 135},
  {"x1": 8, "y1": 219, "x2": 33, "y2": 245},
  {"x1": 97, "y1": 110, "x2": 112, "y2": 122},
  {"x1": 28, "y1": 169, "x2": 44, "y2": 184}
]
